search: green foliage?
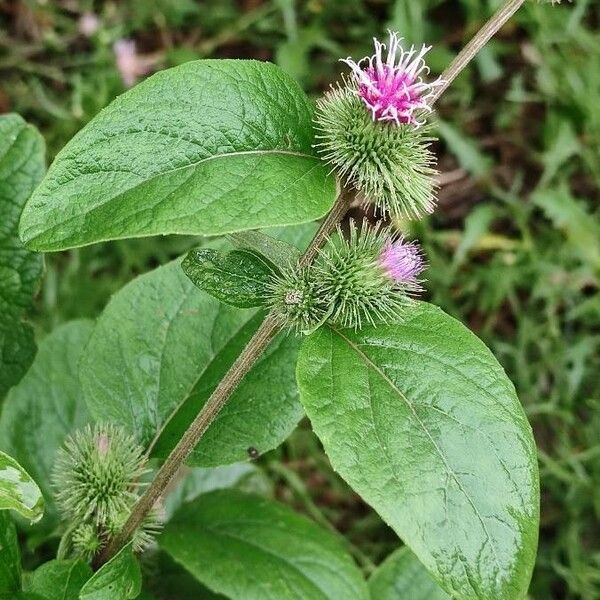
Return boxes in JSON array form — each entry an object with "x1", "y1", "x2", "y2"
[
  {"x1": 0, "y1": 114, "x2": 44, "y2": 398},
  {"x1": 80, "y1": 258, "x2": 303, "y2": 467},
  {"x1": 182, "y1": 248, "x2": 275, "y2": 308},
  {"x1": 0, "y1": 320, "x2": 93, "y2": 529},
  {"x1": 18, "y1": 60, "x2": 336, "y2": 252},
  {"x1": 79, "y1": 543, "x2": 141, "y2": 600},
  {"x1": 26, "y1": 559, "x2": 92, "y2": 600},
  {"x1": 315, "y1": 88, "x2": 437, "y2": 219},
  {"x1": 0, "y1": 1, "x2": 597, "y2": 598},
  {"x1": 160, "y1": 489, "x2": 369, "y2": 600},
  {"x1": 368, "y1": 547, "x2": 450, "y2": 600},
  {"x1": 0, "y1": 451, "x2": 44, "y2": 523},
  {"x1": 296, "y1": 303, "x2": 539, "y2": 599},
  {"x1": 0, "y1": 512, "x2": 21, "y2": 594}
]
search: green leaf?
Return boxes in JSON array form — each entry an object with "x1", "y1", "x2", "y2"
[
  {"x1": 368, "y1": 547, "x2": 450, "y2": 600},
  {"x1": 182, "y1": 247, "x2": 274, "y2": 308},
  {"x1": 164, "y1": 463, "x2": 272, "y2": 520},
  {"x1": 159, "y1": 489, "x2": 369, "y2": 600},
  {"x1": 0, "y1": 512, "x2": 20, "y2": 593},
  {"x1": 26, "y1": 559, "x2": 92, "y2": 600},
  {"x1": 0, "y1": 323, "x2": 36, "y2": 401},
  {"x1": 532, "y1": 183, "x2": 600, "y2": 269},
  {"x1": 0, "y1": 114, "x2": 45, "y2": 397},
  {"x1": 228, "y1": 229, "x2": 303, "y2": 266},
  {"x1": 80, "y1": 257, "x2": 302, "y2": 466},
  {"x1": 437, "y1": 120, "x2": 492, "y2": 177},
  {"x1": 0, "y1": 451, "x2": 43, "y2": 523},
  {"x1": 79, "y1": 544, "x2": 141, "y2": 600},
  {"x1": 0, "y1": 321, "x2": 93, "y2": 527},
  {"x1": 296, "y1": 303, "x2": 539, "y2": 600},
  {"x1": 19, "y1": 60, "x2": 335, "y2": 252}
]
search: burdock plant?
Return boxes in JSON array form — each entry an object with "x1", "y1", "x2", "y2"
[{"x1": 8, "y1": 2, "x2": 547, "y2": 597}]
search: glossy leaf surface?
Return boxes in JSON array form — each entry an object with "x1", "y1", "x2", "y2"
[
  {"x1": 297, "y1": 303, "x2": 539, "y2": 599},
  {"x1": 368, "y1": 547, "x2": 450, "y2": 600},
  {"x1": 182, "y1": 247, "x2": 274, "y2": 308},
  {"x1": 160, "y1": 489, "x2": 369, "y2": 600},
  {"x1": 0, "y1": 114, "x2": 44, "y2": 397},
  {"x1": 26, "y1": 559, "x2": 92, "y2": 600},
  {"x1": 79, "y1": 544, "x2": 141, "y2": 600},
  {"x1": 19, "y1": 60, "x2": 335, "y2": 251}
]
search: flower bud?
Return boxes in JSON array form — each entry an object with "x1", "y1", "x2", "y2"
[
  {"x1": 314, "y1": 220, "x2": 426, "y2": 329},
  {"x1": 53, "y1": 424, "x2": 147, "y2": 527},
  {"x1": 266, "y1": 267, "x2": 329, "y2": 334}
]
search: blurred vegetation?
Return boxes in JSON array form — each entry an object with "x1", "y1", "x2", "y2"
[{"x1": 1, "y1": 0, "x2": 599, "y2": 598}]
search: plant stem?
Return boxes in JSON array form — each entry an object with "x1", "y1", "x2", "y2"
[
  {"x1": 429, "y1": 0, "x2": 527, "y2": 105},
  {"x1": 95, "y1": 188, "x2": 353, "y2": 567},
  {"x1": 95, "y1": 0, "x2": 526, "y2": 566}
]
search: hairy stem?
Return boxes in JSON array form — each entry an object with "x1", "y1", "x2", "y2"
[
  {"x1": 96, "y1": 0, "x2": 525, "y2": 566},
  {"x1": 430, "y1": 0, "x2": 527, "y2": 104},
  {"x1": 95, "y1": 188, "x2": 352, "y2": 567}
]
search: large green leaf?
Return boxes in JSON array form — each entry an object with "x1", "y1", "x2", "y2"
[
  {"x1": 80, "y1": 258, "x2": 302, "y2": 466},
  {"x1": 26, "y1": 559, "x2": 92, "y2": 600},
  {"x1": 79, "y1": 544, "x2": 141, "y2": 600},
  {"x1": 0, "y1": 114, "x2": 44, "y2": 397},
  {"x1": 164, "y1": 463, "x2": 272, "y2": 520},
  {"x1": 19, "y1": 60, "x2": 335, "y2": 252},
  {"x1": 0, "y1": 512, "x2": 20, "y2": 593},
  {"x1": 0, "y1": 451, "x2": 43, "y2": 523},
  {"x1": 368, "y1": 547, "x2": 450, "y2": 600},
  {"x1": 80, "y1": 225, "x2": 315, "y2": 466},
  {"x1": 0, "y1": 321, "x2": 93, "y2": 526},
  {"x1": 296, "y1": 303, "x2": 539, "y2": 600},
  {"x1": 159, "y1": 489, "x2": 369, "y2": 600}
]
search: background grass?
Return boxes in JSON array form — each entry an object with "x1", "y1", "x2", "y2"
[{"x1": 1, "y1": 1, "x2": 599, "y2": 598}]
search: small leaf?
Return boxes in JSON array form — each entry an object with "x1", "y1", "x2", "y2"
[
  {"x1": 228, "y1": 229, "x2": 304, "y2": 266},
  {"x1": 296, "y1": 303, "x2": 539, "y2": 599},
  {"x1": 0, "y1": 512, "x2": 21, "y2": 593},
  {"x1": 368, "y1": 547, "x2": 450, "y2": 600},
  {"x1": 0, "y1": 451, "x2": 44, "y2": 523},
  {"x1": 437, "y1": 120, "x2": 492, "y2": 176},
  {"x1": 182, "y1": 248, "x2": 274, "y2": 308},
  {"x1": 19, "y1": 60, "x2": 335, "y2": 252},
  {"x1": 26, "y1": 559, "x2": 92, "y2": 600},
  {"x1": 0, "y1": 321, "x2": 93, "y2": 528},
  {"x1": 79, "y1": 543, "x2": 141, "y2": 600},
  {"x1": 0, "y1": 114, "x2": 45, "y2": 397},
  {"x1": 159, "y1": 489, "x2": 369, "y2": 600}
]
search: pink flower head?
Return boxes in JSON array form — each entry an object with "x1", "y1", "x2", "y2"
[
  {"x1": 342, "y1": 31, "x2": 442, "y2": 126},
  {"x1": 378, "y1": 237, "x2": 426, "y2": 285}
]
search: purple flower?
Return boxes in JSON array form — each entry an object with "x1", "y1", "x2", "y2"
[
  {"x1": 378, "y1": 237, "x2": 425, "y2": 285},
  {"x1": 342, "y1": 31, "x2": 442, "y2": 126}
]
